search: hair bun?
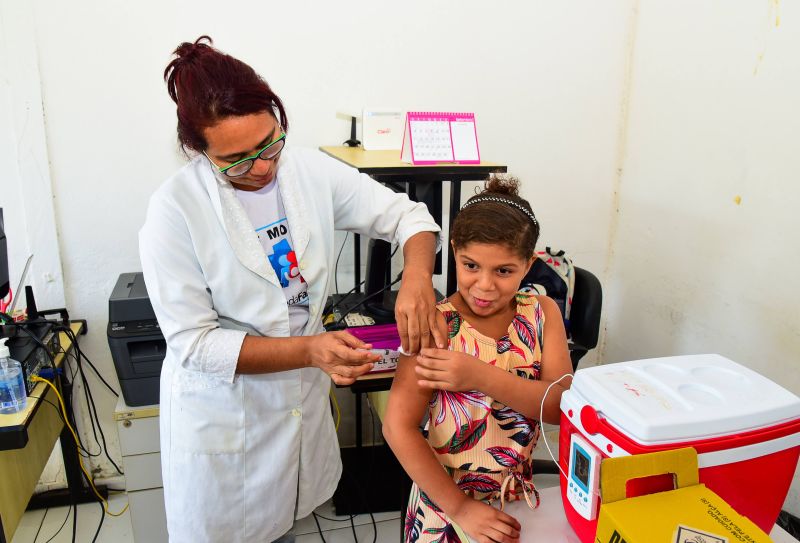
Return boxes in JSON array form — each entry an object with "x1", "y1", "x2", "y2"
[
  {"x1": 173, "y1": 35, "x2": 214, "y2": 61},
  {"x1": 485, "y1": 174, "x2": 521, "y2": 197}
]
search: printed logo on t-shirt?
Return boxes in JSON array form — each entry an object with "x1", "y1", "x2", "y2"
[
  {"x1": 235, "y1": 180, "x2": 310, "y2": 335},
  {"x1": 256, "y1": 219, "x2": 308, "y2": 307},
  {"x1": 267, "y1": 238, "x2": 304, "y2": 289}
]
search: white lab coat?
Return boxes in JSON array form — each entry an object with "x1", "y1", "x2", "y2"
[{"x1": 139, "y1": 148, "x2": 440, "y2": 543}]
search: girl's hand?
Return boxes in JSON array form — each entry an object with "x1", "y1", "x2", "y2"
[
  {"x1": 308, "y1": 331, "x2": 380, "y2": 385},
  {"x1": 414, "y1": 348, "x2": 486, "y2": 392},
  {"x1": 451, "y1": 499, "x2": 521, "y2": 543}
]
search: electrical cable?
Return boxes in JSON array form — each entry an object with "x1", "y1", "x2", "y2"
[
  {"x1": 29, "y1": 395, "x2": 97, "y2": 457},
  {"x1": 311, "y1": 512, "x2": 328, "y2": 543},
  {"x1": 324, "y1": 280, "x2": 365, "y2": 324},
  {"x1": 335, "y1": 273, "x2": 403, "y2": 326},
  {"x1": 327, "y1": 245, "x2": 398, "y2": 319},
  {"x1": 329, "y1": 388, "x2": 341, "y2": 432},
  {"x1": 30, "y1": 375, "x2": 129, "y2": 517},
  {"x1": 57, "y1": 341, "x2": 102, "y2": 460},
  {"x1": 77, "y1": 361, "x2": 102, "y2": 454},
  {"x1": 4, "y1": 321, "x2": 109, "y2": 465},
  {"x1": 71, "y1": 500, "x2": 77, "y2": 543},
  {"x1": 91, "y1": 497, "x2": 105, "y2": 543},
  {"x1": 28, "y1": 342, "x2": 102, "y2": 458},
  {"x1": 74, "y1": 358, "x2": 123, "y2": 474},
  {"x1": 54, "y1": 324, "x2": 124, "y2": 474},
  {"x1": 539, "y1": 373, "x2": 574, "y2": 479},
  {"x1": 334, "y1": 232, "x2": 349, "y2": 295},
  {"x1": 63, "y1": 347, "x2": 103, "y2": 459},
  {"x1": 348, "y1": 514, "x2": 358, "y2": 541},
  {"x1": 55, "y1": 324, "x2": 119, "y2": 397},
  {"x1": 8, "y1": 320, "x2": 118, "y2": 537},
  {"x1": 31, "y1": 507, "x2": 48, "y2": 543},
  {"x1": 311, "y1": 512, "x2": 356, "y2": 523},
  {"x1": 39, "y1": 503, "x2": 71, "y2": 543}
]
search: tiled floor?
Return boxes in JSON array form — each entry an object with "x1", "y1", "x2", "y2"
[
  {"x1": 11, "y1": 492, "x2": 133, "y2": 543},
  {"x1": 10, "y1": 475, "x2": 562, "y2": 543},
  {"x1": 10, "y1": 492, "x2": 401, "y2": 543},
  {"x1": 11, "y1": 427, "x2": 564, "y2": 543}
]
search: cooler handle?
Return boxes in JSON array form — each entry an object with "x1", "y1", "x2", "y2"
[{"x1": 600, "y1": 447, "x2": 699, "y2": 504}]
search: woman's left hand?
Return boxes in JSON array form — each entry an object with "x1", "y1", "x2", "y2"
[
  {"x1": 414, "y1": 348, "x2": 486, "y2": 392},
  {"x1": 394, "y1": 270, "x2": 447, "y2": 354}
]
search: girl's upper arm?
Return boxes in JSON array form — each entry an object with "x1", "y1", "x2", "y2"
[
  {"x1": 535, "y1": 295, "x2": 574, "y2": 383},
  {"x1": 385, "y1": 353, "x2": 433, "y2": 429}
]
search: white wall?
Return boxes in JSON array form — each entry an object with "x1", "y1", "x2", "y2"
[
  {"x1": 11, "y1": 0, "x2": 797, "y2": 521},
  {"x1": 604, "y1": 0, "x2": 800, "y2": 514},
  {"x1": 1, "y1": 0, "x2": 629, "y2": 479}
]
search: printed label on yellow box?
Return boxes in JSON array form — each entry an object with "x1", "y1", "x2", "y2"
[{"x1": 674, "y1": 525, "x2": 728, "y2": 543}]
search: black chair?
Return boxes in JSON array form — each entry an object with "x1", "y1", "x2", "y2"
[
  {"x1": 567, "y1": 266, "x2": 603, "y2": 371},
  {"x1": 533, "y1": 265, "x2": 602, "y2": 475}
]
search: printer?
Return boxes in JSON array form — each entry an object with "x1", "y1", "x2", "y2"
[{"x1": 107, "y1": 272, "x2": 165, "y2": 406}]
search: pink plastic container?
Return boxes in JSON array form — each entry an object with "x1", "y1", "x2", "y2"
[{"x1": 347, "y1": 324, "x2": 401, "y2": 374}]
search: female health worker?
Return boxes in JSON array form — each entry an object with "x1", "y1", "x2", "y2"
[{"x1": 139, "y1": 36, "x2": 446, "y2": 542}]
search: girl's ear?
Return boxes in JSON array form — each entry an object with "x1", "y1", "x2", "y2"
[{"x1": 523, "y1": 254, "x2": 536, "y2": 276}]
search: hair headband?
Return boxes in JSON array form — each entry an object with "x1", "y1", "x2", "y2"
[{"x1": 460, "y1": 196, "x2": 538, "y2": 227}]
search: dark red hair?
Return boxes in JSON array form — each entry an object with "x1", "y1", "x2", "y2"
[{"x1": 163, "y1": 36, "x2": 288, "y2": 154}]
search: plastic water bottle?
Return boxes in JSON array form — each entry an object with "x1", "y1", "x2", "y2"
[{"x1": 0, "y1": 337, "x2": 26, "y2": 414}]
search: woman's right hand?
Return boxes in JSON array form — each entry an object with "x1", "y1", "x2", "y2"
[
  {"x1": 308, "y1": 331, "x2": 381, "y2": 385},
  {"x1": 451, "y1": 499, "x2": 521, "y2": 543}
]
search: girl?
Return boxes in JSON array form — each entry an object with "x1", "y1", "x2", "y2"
[{"x1": 383, "y1": 176, "x2": 573, "y2": 543}]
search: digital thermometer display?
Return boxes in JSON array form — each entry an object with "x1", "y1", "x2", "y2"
[
  {"x1": 573, "y1": 446, "x2": 591, "y2": 488},
  {"x1": 566, "y1": 434, "x2": 602, "y2": 520}
]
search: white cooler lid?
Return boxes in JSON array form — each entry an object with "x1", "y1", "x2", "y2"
[{"x1": 571, "y1": 354, "x2": 800, "y2": 443}]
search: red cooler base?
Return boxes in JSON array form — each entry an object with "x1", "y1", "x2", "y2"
[{"x1": 558, "y1": 412, "x2": 800, "y2": 542}]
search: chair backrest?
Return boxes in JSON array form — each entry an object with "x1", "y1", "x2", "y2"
[{"x1": 568, "y1": 266, "x2": 603, "y2": 369}]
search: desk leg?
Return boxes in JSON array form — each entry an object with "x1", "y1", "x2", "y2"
[
  {"x1": 447, "y1": 181, "x2": 462, "y2": 294},
  {"x1": 27, "y1": 379, "x2": 107, "y2": 510},
  {"x1": 355, "y1": 391, "x2": 362, "y2": 449},
  {"x1": 353, "y1": 233, "x2": 361, "y2": 293}
]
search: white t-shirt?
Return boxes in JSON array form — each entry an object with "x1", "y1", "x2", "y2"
[{"x1": 234, "y1": 177, "x2": 310, "y2": 334}]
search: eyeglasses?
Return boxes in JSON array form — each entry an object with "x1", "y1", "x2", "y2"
[{"x1": 205, "y1": 133, "x2": 286, "y2": 177}]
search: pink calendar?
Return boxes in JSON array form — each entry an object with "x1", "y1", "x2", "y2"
[{"x1": 400, "y1": 111, "x2": 480, "y2": 165}]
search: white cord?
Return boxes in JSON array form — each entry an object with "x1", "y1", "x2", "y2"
[{"x1": 539, "y1": 373, "x2": 574, "y2": 480}]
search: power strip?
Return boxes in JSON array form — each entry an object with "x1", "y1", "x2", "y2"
[{"x1": 344, "y1": 313, "x2": 375, "y2": 327}]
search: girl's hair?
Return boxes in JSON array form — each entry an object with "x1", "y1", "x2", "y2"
[
  {"x1": 163, "y1": 36, "x2": 288, "y2": 154},
  {"x1": 451, "y1": 174, "x2": 540, "y2": 259}
]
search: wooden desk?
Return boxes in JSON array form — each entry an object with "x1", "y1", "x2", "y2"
[
  {"x1": 0, "y1": 321, "x2": 85, "y2": 543},
  {"x1": 320, "y1": 146, "x2": 507, "y2": 294}
]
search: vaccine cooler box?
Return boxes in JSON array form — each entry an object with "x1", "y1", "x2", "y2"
[{"x1": 559, "y1": 354, "x2": 800, "y2": 542}]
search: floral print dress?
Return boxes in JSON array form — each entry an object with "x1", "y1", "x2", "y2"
[{"x1": 405, "y1": 291, "x2": 544, "y2": 543}]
